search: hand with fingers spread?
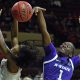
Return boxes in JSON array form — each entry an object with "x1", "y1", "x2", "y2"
[{"x1": 33, "y1": 7, "x2": 46, "y2": 15}]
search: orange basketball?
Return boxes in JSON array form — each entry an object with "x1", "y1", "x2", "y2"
[{"x1": 11, "y1": 1, "x2": 33, "y2": 22}]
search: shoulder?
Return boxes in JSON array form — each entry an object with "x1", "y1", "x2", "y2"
[
  {"x1": 1, "y1": 58, "x2": 7, "y2": 66},
  {"x1": 44, "y1": 42, "x2": 56, "y2": 52},
  {"x1": 71, "y1": 56, "x2": 80, "y2": 67},
  {"x1": 71, "y1": 56, "x2": 80, "y2": 61}
]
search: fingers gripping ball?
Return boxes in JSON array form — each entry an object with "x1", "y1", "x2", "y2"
[{"x1": 11, "y1": 1, "x2": 33, "y2": 22}]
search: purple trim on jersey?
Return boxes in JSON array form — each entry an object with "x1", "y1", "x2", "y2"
[
  {"x1": 71, "y1": 56, "x2": 80, "y2": 68},
  {"x1": 44, "y1": 43, "x2": 57, "y2": 62}
]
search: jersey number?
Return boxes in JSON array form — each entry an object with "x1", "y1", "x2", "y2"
[{"x1": 58, "y1": 70, "x2": 63, "y2": 80}]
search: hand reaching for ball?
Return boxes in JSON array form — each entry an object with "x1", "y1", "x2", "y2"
[{"x1": 33, "y1": 7, "x2": 46, "y2": 15}]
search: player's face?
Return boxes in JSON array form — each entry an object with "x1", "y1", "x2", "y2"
[{"x1": 59, "y1": 42, "x2": 74, "y2": 56}]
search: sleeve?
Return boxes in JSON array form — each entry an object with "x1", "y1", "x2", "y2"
[
  {"x1": 44, "y1": 43, "x2": 58, "y2": 62},
  {"x1": 1, "y1": 59, "x2": 22, "y2": 80},
  {"x1": 71, "y1": 56, "x2": 80, "y2": 68}
]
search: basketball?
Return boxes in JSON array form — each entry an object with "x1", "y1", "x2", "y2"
[{"x1": 11, "y1": 1, "x2": 33, "y2": 22}]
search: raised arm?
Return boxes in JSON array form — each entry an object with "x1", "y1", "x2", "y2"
[
  {"x1": 11, "y1": 18, "x2": 18, "y2": 46},
  {"x1": 0, "y1": 9, "x2": 19, "y2": 73},
  {"x1": 33, "y1": 7, "x2": 58, "y2": 59},
  {"x1": 0, "y1": 30, "x2": 19, "y2": 73},
  {"x1": 33, "y1": 7, "x2": 51, "y2": 46},
  {"x1": 11, "y1": 18, "x2": 20, "y2": 54}
]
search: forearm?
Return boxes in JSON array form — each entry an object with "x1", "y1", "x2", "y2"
[
  {"x1": 0, "y1": 30, "x2": 19, "y2": 73},
  {"x1": 11, "y1": 19, "x2": 20, "y2": 54},
  {"x1": 37, "y1": 11, "x2": 47, "y2": 33},
  {"x1": 11, "y1": 19, "x2": 19, "y2": 46},
  {"x1": 0, "y1": 9, "x2": 19, "y2": 73},
  {"x1": 7, "y1": 58, "x2": 19, "y2": 73},
  {"x1": 37, "y1": 11, "x2": 51, "y2": 46},
  {"x1": 1, "y1": 42, "x2": 19, "y2": 73}
]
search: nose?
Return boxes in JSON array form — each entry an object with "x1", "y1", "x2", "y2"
[{"x1": 61, "y1": 45, "x2": 67, "y2": 48}]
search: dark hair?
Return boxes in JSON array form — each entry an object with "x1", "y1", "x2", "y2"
[{"x1": 16, "y1": 45, "x2": 37, "y2": 68}]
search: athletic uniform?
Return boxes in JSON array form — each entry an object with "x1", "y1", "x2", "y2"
[
  {"x1": 0, "y1": 45, "x2": 30, "y2": 80},
  {"x1": 0, "y1": 58, "x2": 22, "y2": 80},
  {"x1": 43, "y1": 43, "x2": 80, "y2": 80}
]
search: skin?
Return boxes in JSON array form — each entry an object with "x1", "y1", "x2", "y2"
[
  {"x1": 59, "y1": 42, "x2": 75, "y2": 57},
  {"x1": 0, "y1": 10, "x2": 19, "y2": 73},
  {"x1": 0, "y1": 7, "x2": 46, "y2": 74},
  {"x1": 34, "y1": 7, "x2": 51, "y2": 47},
  {"x1": 34, "y1": 7, "x2": 75, "y2": 57},
  {"x1": 0, "y1": 6, "x2": 75, "y2": 76}
]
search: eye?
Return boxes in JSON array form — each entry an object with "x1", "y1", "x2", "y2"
[
  {"x1": 62, "y1": 45, "x2": 66, "y2": 48},
  {"x1": 66, "y1": 45, "x2": 69, "y2": 48},
  {"x1": 66, "y1": 45, "x2": 71, "y2": 49}
]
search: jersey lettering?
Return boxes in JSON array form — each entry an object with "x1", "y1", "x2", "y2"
[{"x1": 58, "y1": 70, "x2": 63, "y2": 80}]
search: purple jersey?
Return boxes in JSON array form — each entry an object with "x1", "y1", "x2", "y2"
[{"x1": 43, "y1": 43, "x2": 80, "y2": 80}]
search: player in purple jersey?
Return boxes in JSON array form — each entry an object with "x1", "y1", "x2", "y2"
[{"x1": 34, "y1": 7, "x2": 80, "y2": 80}]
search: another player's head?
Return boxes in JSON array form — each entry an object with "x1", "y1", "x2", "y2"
[
  {"x1": 15, "y1": 44, "x2": 38, "y2": 68},
  {"x1": 59, "y1": 42, "x2": 75, "y2": 57}
]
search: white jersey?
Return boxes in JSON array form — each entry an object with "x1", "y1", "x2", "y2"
[
  {"x1": 0, "y1": 58, "x2": 22, "y2": 80},
  {"x1": 34, "y1": 73, "x2": 43, "y2": 80}
]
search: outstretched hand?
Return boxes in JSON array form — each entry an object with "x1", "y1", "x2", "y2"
[{"x1": 33, "y1": 7, "x2": 46, "y2": 15}]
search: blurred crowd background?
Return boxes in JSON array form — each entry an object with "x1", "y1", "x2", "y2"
[
  {"x1": 0, "y1": 0, "x2": 80, "y2": 47},
  {"x1": 0, "y1": 0, "x2": 80, "y2": 80}
]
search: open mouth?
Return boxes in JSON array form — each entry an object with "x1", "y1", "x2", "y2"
[{"x1": 59, "y1": 47, "x2": 65, "y2": 53}]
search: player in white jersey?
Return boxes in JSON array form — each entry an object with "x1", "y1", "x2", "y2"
[
  {"x1": 0, "y1": 7, "x2": 45, "y2": 80},
  {"x1": 0, "y1": 7, "x2": 25, "y2": 79}
]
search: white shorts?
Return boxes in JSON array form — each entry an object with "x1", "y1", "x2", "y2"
[{"x1": 0, "y1": 58, "x2": 22, "y2": 80}]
